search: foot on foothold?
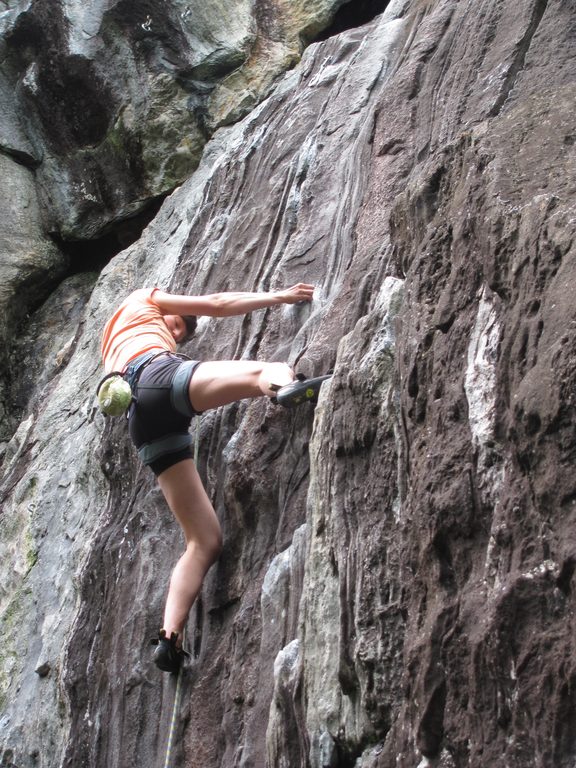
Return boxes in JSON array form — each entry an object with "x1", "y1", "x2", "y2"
[
  {"x1": 151, "y1": 630, "x2": 189, "y2": 673},
  {"x1": 273, "y1": 374, "x2": 332, "y2": 409},
  {"x1": 268, "y1": 373, "x2": 305, "y2": 394}
]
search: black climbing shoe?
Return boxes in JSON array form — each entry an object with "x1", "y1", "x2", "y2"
[
  {"x1": 273, "y1": 374, "x2": 333, "y2": 408},
  {"x1": 151, "y1": 630, "x2": 188, "y2": 674}
]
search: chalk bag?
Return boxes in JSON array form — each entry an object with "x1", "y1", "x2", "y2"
[{"x1": 96, "y1": 373, "x2": 133, "y2": 416}]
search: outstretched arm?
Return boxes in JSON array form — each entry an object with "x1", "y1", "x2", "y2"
[{"x1": 153, "y1": 283, "x2": 314, "y2": 317}]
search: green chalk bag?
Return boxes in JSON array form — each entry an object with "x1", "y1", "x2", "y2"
[{"x1": 96, "y1": 373, "x2": 133, "y2": 416}]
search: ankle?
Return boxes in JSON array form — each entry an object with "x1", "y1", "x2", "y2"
[
  {"x1": 261, "y1": 362, "x2": 294, "y2": 395},
  {"x1": 161, "y1": 628, "x2": 182, "y2": 648}
]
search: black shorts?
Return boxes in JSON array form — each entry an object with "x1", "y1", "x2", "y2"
[{"x1": 128, "y1": 354, "x2": 202, "y2": 476}]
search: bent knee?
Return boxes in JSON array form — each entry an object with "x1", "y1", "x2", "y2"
[
  {"x1": 189, "y1": 526, "x2": 223, "y2": 566},
  {"x1": 259, "y1": 362, "x2": 294, "y2": 395},
  {"x1": 209, "y1": 528, "x2": 224, "y2": 563}
]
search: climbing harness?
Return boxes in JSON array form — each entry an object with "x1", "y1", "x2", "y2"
[{"x1": 96, "y1": 351, "x2": 192, "y2": 417}]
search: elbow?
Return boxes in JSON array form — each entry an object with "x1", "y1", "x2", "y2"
[{"x1": 209, "y1": 294, "x2": 231, "y2": 317}]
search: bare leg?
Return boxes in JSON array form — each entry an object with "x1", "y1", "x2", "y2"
[
  {"x1": 188, "y1": 360, "x2": 294, "y2": 412},
  {"x1": 156, "y1": 360, "x2": 293, "y2": 639},
  {"x1": 157, "y1": 459, "x2": 223, "y2": 637}
]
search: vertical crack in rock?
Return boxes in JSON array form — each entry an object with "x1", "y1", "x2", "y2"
[{"x1": 488, "y1": 0, "x2": 550, "y2": 117}]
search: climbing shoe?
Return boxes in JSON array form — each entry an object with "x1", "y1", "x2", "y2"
[
  {"x1": 273, "y1": 374, "x2": 333, "y2": 408},
  {"x1": 151, "y1": 630, "x2": 188, "y2": 674}
]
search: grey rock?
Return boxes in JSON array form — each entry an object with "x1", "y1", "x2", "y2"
[
  {"x1": 0, "y1": 152, "x2": 67, "y2": 440},
  {"x1": 0, "y1": 46, "x2": 37, "y2": 163},
  {"x1": 300, "y1": 277, "x2": 405, "y2": 767},
  {"x1": 9, "y1": 272, "x2": 98, "y2": 422},
  {"x1": 0, "y1": 0, "x2": 350, "y2": 239},
  {"x1": 1, "y1": 0, "x2": 576, "y2": 767}
]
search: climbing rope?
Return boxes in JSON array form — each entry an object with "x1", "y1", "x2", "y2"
[
  {"x1": 162, "y1": 417, "x2": 201, "y2": 768},
  {"x1": 194, "y1": 414, "x2": 201, "y2": 465},
  {"x1": 162, "y1": 639, "x2": 184, "y2": 768}
]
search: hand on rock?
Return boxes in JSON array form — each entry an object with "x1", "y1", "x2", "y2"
[{"x1": 278, "y1": 283, "x2": 315, "y2": 304}]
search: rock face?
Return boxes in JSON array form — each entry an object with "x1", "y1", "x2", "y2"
[
  {"x1": 0, "y1": 0, "x2": 349, "y2": 240},
  {"x1": 0, "y1": 153, "x2": 67, "y2": 442},
  {"x1": 0, "y1": 0, "x2": 349, "y2": 436},
  {"x1": 1, "y1": 0, "x2": 576, "y2": 767}
]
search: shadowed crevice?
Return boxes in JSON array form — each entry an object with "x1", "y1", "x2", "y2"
[
  {"x1": 315, "y1": 0, "x2": 393, "y2": 41},
  {"x1": 51, "y1": 197, "x2": 166, "y2": 275},
  {"x1": 489, "y1": 0, "x2": 549, "y2": 117}
]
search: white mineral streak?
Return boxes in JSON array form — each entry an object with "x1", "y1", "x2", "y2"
[
  {"x1": 464, "y1": 286, "x2": 500, "y2": 453},
  {"x1": 359, "y1": 277, "x2": 405, "y2": 374},
  {"x1": 465, "y1": 286, "x2": 506, "y2": 512},
  {"x1": 464, "y1": 288, "x2": 511, "y2": 587},
  {"x1": 273, "y1": 638, "x2": 301, "y2": 678},
  {"x1": 267, "y1": 639, "x2": 303, "y2": 768},
  {"x1": 262, "y1": 524, "x2": 307, "y2": 629}
]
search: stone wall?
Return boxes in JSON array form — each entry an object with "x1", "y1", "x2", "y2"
[{"x1": 1, "y1": 1, "x2": 575, "y2": 766}]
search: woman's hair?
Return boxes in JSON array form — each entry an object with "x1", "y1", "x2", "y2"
[{"x1": 182, "y1": 315, "x2": 197, "y2": 341}]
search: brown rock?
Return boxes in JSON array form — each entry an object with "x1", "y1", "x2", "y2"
[{"x1": 1, "y1": 2, "x2": 575, "y2": 768}]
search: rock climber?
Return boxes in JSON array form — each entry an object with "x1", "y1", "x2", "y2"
[{"x1": 100, "y1": 284, "x2": 327, "y2": 673}]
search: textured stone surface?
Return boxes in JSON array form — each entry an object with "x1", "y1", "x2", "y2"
[
  {"x1": 0, "y1": 152, "x2": 67, "y2": 442},
  {"x1": 1, "y1": 0, "x2": 576, "y2": 767},
  {"x1": 300, "y1": 277, "x2": 405, "y2": 767},
  {"x1": 0, "y1": 0, "x2": 349, "y2": 239}
]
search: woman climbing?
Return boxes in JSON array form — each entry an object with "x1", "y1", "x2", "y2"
[{"x1": 100, "y1": 283, "x2": 324, "y2": 672}]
